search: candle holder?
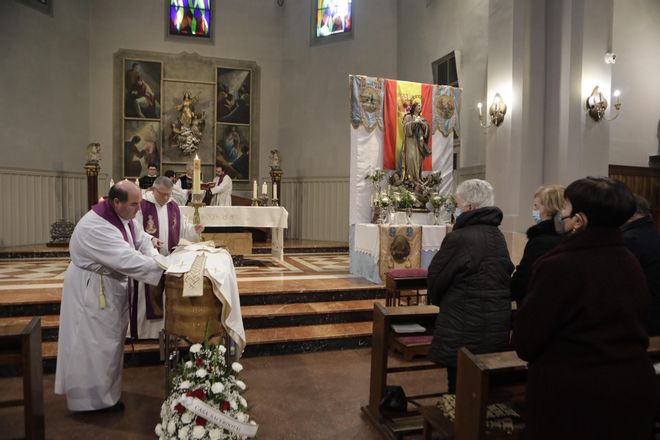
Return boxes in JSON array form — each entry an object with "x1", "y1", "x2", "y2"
[
  {"x1": 251, "y1": 197, "x2": 259, "y2": 206},
  {"x1": 271, "y1": 196, "x2": 279, "y2": 207},
  {"x1": 190, "y1": 192, "x2": 205, "y2": 224}
]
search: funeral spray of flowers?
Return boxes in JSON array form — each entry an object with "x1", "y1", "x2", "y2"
[{"x1": 155, "y1": 342, "x2": 257, "y2": 440}]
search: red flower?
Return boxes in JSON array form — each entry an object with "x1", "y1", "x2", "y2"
[
  {"x1": 186, "y1": 388, "x2": 206, "y2": 401},
  {"x1": 195, "y1": 416, "x2": 207, "y2": 426},
  {"x1": 220, "y1": 400, "x2": 230, "y2": 411},
  {"x1": 175, "y1": 403, "x2": 185, "y2": 414},
  {"x1": 195, "y1": 357, "x2": 204, "y2": 367}
]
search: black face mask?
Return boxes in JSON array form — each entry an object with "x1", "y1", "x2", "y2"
[{"x1": 554, "y1": 211, "x2": 567, "y2": 236}]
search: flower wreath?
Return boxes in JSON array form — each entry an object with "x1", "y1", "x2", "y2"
[{"x1": 156, "y1": 343, "x2": 258, "y2": 440}]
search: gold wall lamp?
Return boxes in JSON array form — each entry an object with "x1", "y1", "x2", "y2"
[
  {"x1": 478, "y1": 93, "x2": 507, "y2": 128},
  {"x1": 586, "y1": 86, "x2": 621, "y2": 122}
]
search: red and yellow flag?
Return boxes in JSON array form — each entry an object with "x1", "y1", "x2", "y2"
[{"x1": 383, "y1": 79, "x2": 434, "y2": 171}]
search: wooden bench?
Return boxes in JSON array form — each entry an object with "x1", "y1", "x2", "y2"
[
  {"x1": 0, "y1": 317, "x2": 45, "y2": 439},
  {"x1": 385, "y1": 268, "x2": 428, "y2": 307}
]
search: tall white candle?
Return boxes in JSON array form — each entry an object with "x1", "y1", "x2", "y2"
[
  {"x1": 262, "y1": 181, "x2": 268, "y2": 196},
  {"x1": 252, "y1": 180, "x2": 258, "y2": 199},
  {"x1": 273, "y1": 182, "x2": 278, "y2": 199},
  {"x1": 193, "y1": 155, "x2": 201, "y2": 195}
]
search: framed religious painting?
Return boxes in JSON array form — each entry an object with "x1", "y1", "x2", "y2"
[
  {"x1": 216, "y1": 123, "x2": 250, "y2": 181},
  {"x1": 216, "y1": 67, "x2": 251, "y2": 125},
  {"x1": 124, "y1": 59, "x2": 162, "y2": 120},
  {"x1": 123, "y1": 121, "x2": 161, "y2": 178},
  {"x1": 161, "y1": 80, "x2": 214, "y2": 164}
]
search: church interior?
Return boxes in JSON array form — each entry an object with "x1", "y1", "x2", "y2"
[{"x1": 1, "y1": 0, "x2": 660, "y2": 439}]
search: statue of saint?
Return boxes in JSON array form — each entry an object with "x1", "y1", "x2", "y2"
[
  {"x1": 269, "y1": 149, "x2": 282, "y2": 170},
  {"x1": 86, "y1": 143, "x2": 101, "y2": 164},
  {"x1": 400, "y1": 102, "x2": 430, "y2": 185},
  {"x1": 170, "y1": 91, "x2": 206, "y2": 155}
]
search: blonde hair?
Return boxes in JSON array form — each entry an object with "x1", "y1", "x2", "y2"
[{"x1": 534, "y1": 184, "x2": 565, "y2": 217}]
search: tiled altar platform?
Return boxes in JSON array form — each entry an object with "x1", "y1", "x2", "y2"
[{"x1": 0, "y1": 240, "x2": 388, "y2": 375}]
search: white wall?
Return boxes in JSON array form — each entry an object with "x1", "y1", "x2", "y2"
[
  {"x1": 0, "y1": 0, "x2": 90, "y2": 173},
  {"x1": 396, "y1": 0, "x2": 489, "y2": 168},
  {"x1": 610, "y1": 0, "x2": 660, "y2": 166},
  {"x1": 277, "y1": 0, "x2": 398, "y2": 178}
]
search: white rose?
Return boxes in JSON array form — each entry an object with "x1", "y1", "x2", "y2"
[
  {"x1": 209, "y1": 429, "x2": 222, "y2": 440},
  {"x1": 181, "y1": 411, "x2": 194, "y2": 424},
  {"x1": 196, "y1": 368, "x2": 207, "y2": 378},
  {"x1": 235, "y1": 380, "x2": 246, "y2": 391},
  {"x1": 185, "y1": 361, "x2": 193, "y2": 368},
  {"x1": 249, "y1": 420, "x2": 257, "y2": 425},
  {"x1": 236, "y1": 412, "x2": 248, "y2": 423},
  {"x1": 155, "y1": 424, "x2": 163, "y2": 436},
  {"x1": 231, "y1": 362, "x2": 243, "y2": 373},
  {"x1": 178, "y1": 426, "x2": 189, "y2": 440},
  {"x1": 211, "y1": 382, "x2": 225, "y2": 394},
  {"x1": 192, "y1": 425, "x2": 206, "y2": 439},
  {"x1": 230, "y1": 399, "x2": 238, "y2": 410},
  {"x1": 167, "y1": 421, "x2": 177, "y2": 434},
  {"x1": 238, "y1": 396, "x2": 247, "y2": 407},
  {"x1": 179, "y1": 380, "x2": 191, "y2": 390},
  {"x1": 190, "y1": 343, "x2": 203, "y2": 353},
  {"x1": 218, "y1": 345, "x2": 227, "y2": 354}
]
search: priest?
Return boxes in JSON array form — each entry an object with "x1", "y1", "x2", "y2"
[
  {"x1": 209, "y1": 165, "x2": 232, "y2": 206},
  {"x1": 133, "y1": 176, "x2": 204, "y2": 339},
  {"x1": 55, "y1": 180, "x2": 164, "y2": 412}
]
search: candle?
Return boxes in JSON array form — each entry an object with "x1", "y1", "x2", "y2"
[
  {"x1": 134, "y1": 178, "x2": 139, "y2": 186},
  {"x1": 262, "y1": 181, "x2": 268, "y2": 196},
  {"x1": 273, "y1": 182, "x2": 278, "y2": 199},
  {"x1": 252, "y1": 180, "x2": 258, "y2": 199},
  {"x1": 109, "y1": 178, "x2": 115, "y2": 188},
  {"x1": 193, "y1": 155, "x2": 201, "y2": 195}
]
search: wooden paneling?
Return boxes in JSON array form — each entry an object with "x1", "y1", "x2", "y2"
[{"x1": 609, "y1": 165, "x2": 660, "y2": 230}]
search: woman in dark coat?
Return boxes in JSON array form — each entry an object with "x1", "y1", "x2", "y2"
[
  {"x1": 512, "y1": 177, "x2": 655, "y2": 440},
  {"x1": 510, "y1": 185, "x2": 564, "y2": 307},
  {"x1": 427, "y1": 179, "x2": 514, "y2": 393}
]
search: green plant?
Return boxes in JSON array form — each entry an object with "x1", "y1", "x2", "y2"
[
  {"x1": 393, "y1": 188, "x2": 417, "y2": 210},
  {"x1": 364, "y1": 168, "x2": 386, "y2": 184}
]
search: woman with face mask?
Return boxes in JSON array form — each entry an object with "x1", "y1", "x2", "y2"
[
  {"x1": 512, "y1": 177, "x2": 655, "y2": 440},
  {"x1": 510, "y1": 185, "x2": 564, "y2": 307}
]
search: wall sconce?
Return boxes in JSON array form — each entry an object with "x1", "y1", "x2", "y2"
[
  {"x1": 586, "y1": 86, "x2": 621, "y2": 122},
  {"x1": 478, "y1": 93, "x2": 507, "y2": 128}
]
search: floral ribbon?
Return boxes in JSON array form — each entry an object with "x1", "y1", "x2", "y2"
[{"x1": 173, "y1": 395, "x2": 259, "y2": 437}]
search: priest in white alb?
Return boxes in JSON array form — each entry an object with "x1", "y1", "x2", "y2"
[
  {"x1": 132, "y1": 176, "x2": 204, "y2": 339},
  {"x1": 55, "y1": 180, "x2": 163, "y2": 412},
  {"x1": 209, "y1": 165, "x2": 232, "y2": 206}
]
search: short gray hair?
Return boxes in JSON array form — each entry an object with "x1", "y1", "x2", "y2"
[
  {"x1": 153, "y1": 176, "x2": 173, "y2": 189},
  {"x1": 456, "y1": 179, "x2": 495, "y2": 209}
]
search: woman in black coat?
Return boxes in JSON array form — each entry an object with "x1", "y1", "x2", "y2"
[
  {"x1": 427, "y1": 179, "x2": 514, "y2": 393},
  {"x1": 512, "y1": 177, "x2": 655, "y2": 439},
  {"x1": 510, "y1": 185, "x2": 564, "y2": 307}
]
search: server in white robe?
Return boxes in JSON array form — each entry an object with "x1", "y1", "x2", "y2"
[
  {"x1": 133, "y1": 176, "x2": 204, "y2": 339},
  {"x1": 209, "y1": 165, "x2": 232, "y2": 206},
  {"x1": 55, "y1": 181, "x2": 163, "y2": 412}
]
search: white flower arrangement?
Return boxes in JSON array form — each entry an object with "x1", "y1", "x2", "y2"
[
  {"x1": 156, "y1": 343, "x2": 256, "y2": 440},
  {"x1": 373, "y1": 193, "x2": 393, "y2": 208}
]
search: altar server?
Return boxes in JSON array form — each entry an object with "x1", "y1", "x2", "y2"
[
  {"x1": 210, "y1": 165, "x2": 232, "y2": 206},
  {"x1": 55, "y1": 181, "x2": 163, "y2": 412},
  {"x1": 133, "y1": 176, "x2": 204, "y2": 339}
]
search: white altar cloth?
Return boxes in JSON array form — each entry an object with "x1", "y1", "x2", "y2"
[{"x1": 179, "y1": 206, "x2": 288, "y2": 260}]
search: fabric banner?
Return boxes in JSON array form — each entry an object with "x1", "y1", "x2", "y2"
[
  {"x1": 350, "y1": 75, "x2": 384, "y2": 132},
  {"x1": 432, "y1": 85, "x2": 462, "y2": 137},
  {"x1": 378, "y1": 225, "x2": 422, "y2": 282},
  {"x1": 383, "y1": 79, "x2": 434, "y2": 172}
]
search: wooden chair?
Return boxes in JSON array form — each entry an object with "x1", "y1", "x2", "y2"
[
  {"x1": 0, "y1": 317, "x2": 45, "y2": 439},
  {"x1": 385, "y1": 268, "x2": 428, "y2": 306}
]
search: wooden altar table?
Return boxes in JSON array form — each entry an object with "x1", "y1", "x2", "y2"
[{"x1": 179, "y1": 206, "x2": 288, "y2": 260}]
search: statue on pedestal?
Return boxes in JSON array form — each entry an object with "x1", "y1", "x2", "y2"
[
  {"x1": 86, "y1": 143, "x2": 101, "y2": 164},
  {"x1": 170, "y1": 91, "x2": 206, "y2": 155}
]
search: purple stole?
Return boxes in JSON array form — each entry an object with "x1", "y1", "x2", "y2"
[
  {"x1": 91, "y1": 200, "x2": 140, "y2": 339},
  {"x1": 139, "y1": 199, "x2": 181, "y2": 321}
]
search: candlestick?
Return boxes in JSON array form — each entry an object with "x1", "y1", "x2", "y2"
[
  {"x1": 252, "y1": 180, "x2": 258, "y2": 199},
  {"x1": 262, "y1": 181, "x2": 268, "y2": 196},
  {"x1": 193, "y1": 155, "x2": 201, "y2": 195}
]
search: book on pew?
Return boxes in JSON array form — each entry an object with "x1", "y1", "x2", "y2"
[{"x1": 390, "y1": 323, "x2": 426, "y2": 334}]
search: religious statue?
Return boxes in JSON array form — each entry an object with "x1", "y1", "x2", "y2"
[
  {"x1": 400, "y1": 102, "x2": 430, "y2": 185},
  {"x1": 269, "y1": 148, "x2": 282, "y2": 170},
  {"x1": 86, "y1": 142, "x2": 101, "y2": 164},
  {"x1": 170, "y1": 91, "x2": 206, "y2": 155}
]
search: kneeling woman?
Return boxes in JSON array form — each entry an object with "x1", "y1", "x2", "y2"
[{"x1": 512, "y1": 177, "x2": 655, "y2": 439}]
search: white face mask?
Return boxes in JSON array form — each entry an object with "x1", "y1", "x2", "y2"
[{"x1": 532, "y1": 209, "x2": 542, "y2": 224}]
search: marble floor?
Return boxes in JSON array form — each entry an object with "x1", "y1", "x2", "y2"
[{"x1": 0, "y1": 348, "x2": 447, "y2": 439}]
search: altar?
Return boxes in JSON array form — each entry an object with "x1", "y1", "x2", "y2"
[
  {"x1": 349, "y1": 223, "x2": 447, "y2": 284},
  {"x1": 179, "y1": 206, "x2": 288, "y2": 260}
]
